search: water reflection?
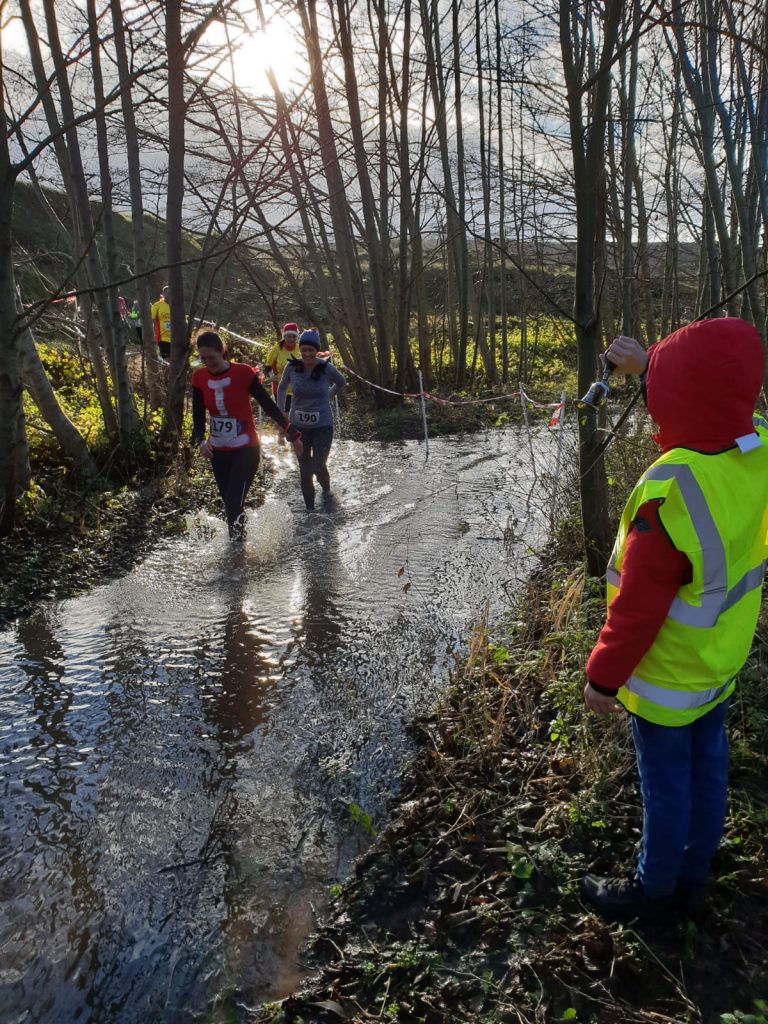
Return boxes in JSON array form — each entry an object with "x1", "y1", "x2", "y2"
[
  {"x1": 213, "y1": 585, "x2": 278, "y2": 746},
  {"x1": 0, "y1": 429, "x2": 559, "y2": 1022},
  {"x1": 177, "y1": 561, "x2": 312, "y2": 1011}
]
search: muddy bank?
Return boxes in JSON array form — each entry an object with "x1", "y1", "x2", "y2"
[
  {"x1": 250, "y1": 553, "x2": 768, "y2": 1024},
  {"x1": 343, "y1": 393, "x2": 512, "y2": 442}
]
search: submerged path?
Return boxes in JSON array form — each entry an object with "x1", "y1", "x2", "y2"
[{"x1": 0, "y1": 428, "x2": 556, "y2": 1023}]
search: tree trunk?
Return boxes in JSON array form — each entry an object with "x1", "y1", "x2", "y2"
[
  {"x1": 109, "y1": 0, "x2": 162, "y2": 408},
  {"x1": 476, "y1": 0, "x2": 496, "y2": 383},
  {"x1": 451, "y1": 0, "x2": 471, "y2": 384},
  {"x1": 297, "y1": 0, "x2": 374, "y2": 376},
  {"x1": 699, "y1": 0, "x2": 765, "y2": 337},
  {"x1": 335, "y1": 0, "x2": 390, "y2": 385},
  {"x1": 15, "y1": 400, "x2": 31, "y2": 497},
  {"x1": 79, "y1": 293, "x2": 119, "y2": 436},
  {"x1": 162, "y1": 0, "x2": 190, "y2": 442},
  {"x1": 267, "y1": 71, "x2": 346, "y2": 325},
  {"x1": 18, "y1": 311, "x2": 98, "y2": 480},
  {"x1": 0, "y1": 129, "x2": 20, "y2": 534},
  {"x1": 20, "y1": 0, "x2": 118, "y2": 437},
  {"x1": 41, "y1": 0, "x2": 127, "y2": 435},
  {"x1": 669, "y1": 5, "x2": 739, "y2": 314},
  {"x1": 86, "y1": 0, "x2": 143, "y2": 452},
  {"x1": 394, "y1": 0, "x2": 417, "y2": 392},
  {"x1": 419, "y1": 0, "x2": 470, "y2": 384},
  {"x1": 619, "y1": 12, "x2": 640, "y2": 338},
  {"x1": 495, "y1": 0, "x2": 508, "y2": 383},
  {"x1": 560, "y1": 0, "x2": 621, "y2": 576}
]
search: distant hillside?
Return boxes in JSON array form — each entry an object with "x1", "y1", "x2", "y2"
[
  {"x1": 11, "y1": 181, "x2": 305, "y2": 344},
  {"x1": 12, "y1": 180, "x2": 701, "y2": 345},
  {"x1": 12, "y1": 181, "x2": 170, "y2": 305}
]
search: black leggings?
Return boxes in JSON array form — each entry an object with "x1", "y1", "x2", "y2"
[
  {"x1": 297, "y1": 425, "x2": 333, "y2": 509},
  {"x1": 210, "y1": 446, "x2": 260, "y2": 539}
]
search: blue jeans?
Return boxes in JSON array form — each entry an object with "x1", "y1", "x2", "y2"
[{"x1": 632, "y1": 699, "x2": 729, "y2": 898}]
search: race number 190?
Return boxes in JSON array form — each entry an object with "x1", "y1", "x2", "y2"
[{"x1": 295, "y1": 409, "x2": 319, "y2": 426}]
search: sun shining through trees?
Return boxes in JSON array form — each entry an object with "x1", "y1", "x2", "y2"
[
  {"x1": 0, "y1": 7, "x2": 27, "y2": 56},
  {"x1": 203, "y1": 11, "x2": 302, "y2": 96}
]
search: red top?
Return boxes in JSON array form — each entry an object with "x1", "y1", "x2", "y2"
[
  {"x1": 191, "y1": 362, "x2": 259, "y2": 449},
  {"x1": 587, "y1": 318, "x2": 765, "y2": 692},
  {"x1": 586, "y1": 500, "x2": 691, "y2": 689}
]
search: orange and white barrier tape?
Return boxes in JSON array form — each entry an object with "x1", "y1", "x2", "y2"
[
  {"x1": 344, "y1": 365, "x2": 566, "y2": 419},
  {"x1": 343, "y1": 365, "x2": 422, "y2": 399},
  {"x1": 548, "y1": 403, "x2": 565, "y2": 427},
  {"x1": 197, "y1": 320, "x2": 269, "y2": 350}
]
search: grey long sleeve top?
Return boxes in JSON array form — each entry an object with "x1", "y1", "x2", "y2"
[{"x1": 277, "y1": 359, "x2": 345, "y2": 429}]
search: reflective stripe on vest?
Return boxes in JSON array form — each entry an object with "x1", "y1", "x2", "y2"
[
  {"x1": 623, "y1": 674, "x2": 731, "y2": 710},
  {"x1": 607, "y1": 462, "x2": 767, "y2": 628}
]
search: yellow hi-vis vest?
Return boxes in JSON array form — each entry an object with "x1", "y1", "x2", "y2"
[{"x1": 607, "y1": 417, "x2": 768, "y2": 726}]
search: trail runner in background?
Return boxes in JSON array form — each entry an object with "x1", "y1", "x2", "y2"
[
  {"x1": 265, "y1": 322, "x2": 300, "y2": 444},
  {"x1": 150, "y1": 285, "x2": 172, "y2": 361},
  {"x1": 129, "y1": 300, "x2": 142, "y2": 343},
  {"x1": 265, "y1": 323, "x2": 300, "y2": 401}
]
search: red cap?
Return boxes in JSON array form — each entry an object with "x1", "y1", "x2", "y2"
[{"x1": 282, "y1": 322, "x2": 299, "y2": 336}]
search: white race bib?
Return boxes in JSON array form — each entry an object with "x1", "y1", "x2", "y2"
[
  {"x1": 294, "y1": 409, "x2": 319, "y2": 426},
  {"x1": 163, "y1": 321, "x2": 171, "y2": 331},
  {"x1": 210, "y1": 416, "x2": 238, "y2": 438}
]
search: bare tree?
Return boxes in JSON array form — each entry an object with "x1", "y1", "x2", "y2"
[
  {"x1": 560, "y1": 0, "x2": 622, "y2": 575},
  {"x1": 0, "y1": 31, "x2": 22, "y2": 534},
  {"x1": 109, "y1": 0, "x2": 164, "y2": 408},
  {"x1": 86, "y1": 0, "x2": 144, "y2": 451}
]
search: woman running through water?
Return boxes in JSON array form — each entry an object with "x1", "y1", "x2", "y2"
[
  {"x1": 277, "y1": 329, "x2": 345, "y2": 510},
  {"x1": 192, "y1": 331, "x2": 301, "y2": 540}
]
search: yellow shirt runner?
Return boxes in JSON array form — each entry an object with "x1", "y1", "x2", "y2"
[{"x1": 150, "y1": 299, "x2": 171, "y2": 343}]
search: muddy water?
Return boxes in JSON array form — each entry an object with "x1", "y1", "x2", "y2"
[{"x1": 0, "y1": 428, "x2": 559, "y2": 1023}]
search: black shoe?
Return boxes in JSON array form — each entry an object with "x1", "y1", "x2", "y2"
[
  {"x1": 672, "y1": 880, "x2": 708, "y2": 915},
  {"x1": 579, "y1": 874, "x2": 673, "y2": 922}
]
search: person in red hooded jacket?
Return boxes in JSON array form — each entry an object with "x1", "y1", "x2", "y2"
[{"x1": 580, "y1": 317, "x2": 768, "y2": 921}]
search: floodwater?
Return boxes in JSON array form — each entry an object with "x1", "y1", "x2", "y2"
[{"x1": 0, "y1": 427, "x2": 562, "y2": 1023}]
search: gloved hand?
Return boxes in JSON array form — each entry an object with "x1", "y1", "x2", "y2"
[
  {"x1": 604, "y1": 336, "x2": 648, "y2": 376},
  {"x1": 285, "y1": 424, "x2": 301, "y2": 442}
]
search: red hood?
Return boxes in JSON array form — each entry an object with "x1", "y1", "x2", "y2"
[{"x1": 646, "y1": 318, "x2": 764, "y2": 452}]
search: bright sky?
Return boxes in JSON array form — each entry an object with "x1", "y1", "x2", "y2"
[
  {"x1": 0, "y1": 2, "x2": 302, "y2": 97},
  {"x1": 0, "y1": 4, "x2": 26, "y2": 54},
  {"x1": 202, "y1": 8, "x2": 303, "y2": 97}
]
